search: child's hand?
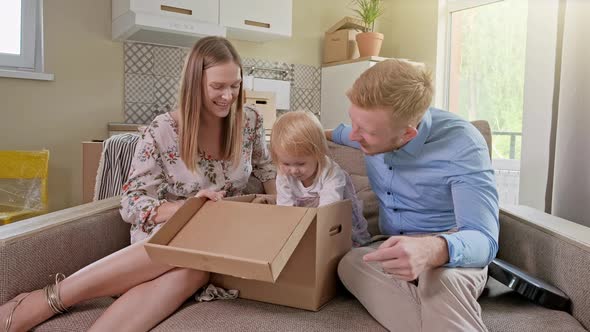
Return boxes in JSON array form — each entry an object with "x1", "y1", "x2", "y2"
[
  {"x1": 195, "y1": 189, "x2": 226, "y2": 202},
  {"x1": 251, "y1": 194, "x2": 276, "y2": 205}
]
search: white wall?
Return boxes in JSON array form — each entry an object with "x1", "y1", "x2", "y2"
[
  {"x1": 0, "y1": 0, "x2": 123, "y2": 212},
  {"x1": 551, "y1": 0, "x2": 590, "y2": 226}
]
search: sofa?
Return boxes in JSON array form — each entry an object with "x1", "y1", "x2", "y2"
[{"x1": 1, "y1": 123, "x2": 589, "y2": 331}]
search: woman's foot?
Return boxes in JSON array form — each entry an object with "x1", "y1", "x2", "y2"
[
  {"x1": 0, "y1": 290, "x2": 54, "y2": 332},
  {"x1": 1, "y1": 293, "x2": 31, "y2": 332}
]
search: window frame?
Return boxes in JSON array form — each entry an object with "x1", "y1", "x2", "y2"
[
  {"x1": 0, "y1": 0, "x2": 53, "y2": 81},
  {"x1": 436, "y1": 0, "x2": 504, "y2": 111},
  {"x1": 435, "y1": 0, "x2": 521, "y2": 170}
]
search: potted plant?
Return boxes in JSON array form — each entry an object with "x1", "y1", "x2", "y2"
[{"x1": 351, "y1": 0, "x2": 385, "y2": 57}]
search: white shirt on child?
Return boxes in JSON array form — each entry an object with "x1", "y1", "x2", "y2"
[{"x1": 276, "y1": 157, "x2": 371, "y2": 246}]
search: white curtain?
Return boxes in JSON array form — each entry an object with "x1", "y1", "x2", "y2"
[{"x1": 550, "y1": 0, "x2": 590, "y2": 227}]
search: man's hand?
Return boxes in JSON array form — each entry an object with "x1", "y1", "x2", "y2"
[
  {"x1": 363, "y1": 236, "x2": 449, "y2": 281},
  {"x1": 195, "y1": 189, "x2": 226, "y2": 201},
  {"x1": 325, "y1": 129, "x2": 334, "y2": 142}
]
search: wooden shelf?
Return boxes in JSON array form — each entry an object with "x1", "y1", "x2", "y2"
[{"x1": 322, "y1": 56, "x2": 389, "y2": 68}]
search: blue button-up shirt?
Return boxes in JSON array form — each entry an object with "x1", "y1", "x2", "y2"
[{"x1": 333, "y1": 108, "x2": 499, "y2": 268}]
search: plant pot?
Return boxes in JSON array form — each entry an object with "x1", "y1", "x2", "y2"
[{"x1": 356, "y1": 32, "x2": 384, "y2": 57}]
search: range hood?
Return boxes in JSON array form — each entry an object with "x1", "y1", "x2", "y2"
[{"x1": 112, "y1": 1, "x2": 226, "y2": 48}]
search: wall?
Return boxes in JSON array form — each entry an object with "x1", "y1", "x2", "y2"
[
  {"x1": 388, "y1": 0, "x2": 439, "y2": 71},
  {"x1": 0, "y1": 0, "x2": 123, "y2": 212},
  {"x1": 552, "y1": 0, "x2": 590, "y2": 226}
]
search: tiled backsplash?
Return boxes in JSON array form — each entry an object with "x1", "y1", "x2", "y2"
[{"x1": 124, "y1": 42, "x2": 321, "y2": 124}]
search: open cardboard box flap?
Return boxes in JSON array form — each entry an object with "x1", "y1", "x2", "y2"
[
  {"x1": 326, "y1": 16, "x2": 365, "y2": 33},
  {"x1": 145, "y1": 195, "x2": 317, "y2": 283}
]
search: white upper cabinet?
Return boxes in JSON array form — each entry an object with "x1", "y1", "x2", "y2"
[
  {"x1": 220, "y1": 0, "x2": 293, "y2": 42},
  {"x1": 112, "y1": 0, "x2": 292, "y2": 46},
  {"x1": 114, "y1": 0, "x2": 219, "y2": 24},
  {"x1": 112, "y1": 0, "x2": 225, "y2": 47}
]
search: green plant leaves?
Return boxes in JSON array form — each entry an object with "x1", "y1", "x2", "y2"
[{"x1": 350, "y1": 0, "x2": 385, "y2": 32}]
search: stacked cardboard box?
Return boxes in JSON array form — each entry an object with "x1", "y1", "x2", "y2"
[{"x1": 323, "y1": 17, "x2": 366, "y2": 65}]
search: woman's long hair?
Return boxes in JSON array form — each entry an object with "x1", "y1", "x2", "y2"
[{"x1": 178, "y1": 36, "x2": 244, "y2": 172}]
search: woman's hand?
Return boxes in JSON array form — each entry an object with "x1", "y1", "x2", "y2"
[
  {"x1": 153, "y1": 200, "x2": 185, "y2": 224},
  {"x1": 195, "y1": 189, "x2": 226, "y2": 202}
]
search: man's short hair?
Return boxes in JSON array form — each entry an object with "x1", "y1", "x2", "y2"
[{"x1": 347, "y1": 59, "x2": 434, "y2": 124}]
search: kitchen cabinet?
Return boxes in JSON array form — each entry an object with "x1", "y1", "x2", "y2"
[
  {"x1": 220, "y1": 0, "x2": 292, "y2": 42},
  {"x1": 113, "y1": 0, "x2": 220, "y2": 24},
  {"x1": 113, "y1": 0, "x2": 292, "y2": 46},
  {"x1": 112, "y1": 0, "x2": 224, "y2": 47}
]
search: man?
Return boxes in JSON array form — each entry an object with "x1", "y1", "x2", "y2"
[{"x1": 327, "y1": 59, "x2": 499, "y2": 331}]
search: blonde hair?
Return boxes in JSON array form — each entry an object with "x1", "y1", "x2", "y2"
[
  {"x1": 270, "y1": 110, "x2": 329, "y2": 180},
  {"x1": 347, "y1": 59, "x2": 433, "y2": 125},
  {"x1": 178, "y1": 36, "x2": 244, "y2": 172}
]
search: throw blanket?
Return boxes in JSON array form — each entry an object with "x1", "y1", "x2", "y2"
[{"x1": 93, "y1": 133, "x2": 139, "y2": 201}]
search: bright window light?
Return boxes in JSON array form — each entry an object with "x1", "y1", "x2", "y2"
[
  {"x1": 0, "y1": 0, "x2": 22, "y2": 55},
  {"x1": 448, "y1": 0, "x2": 528, "y2": 161}
]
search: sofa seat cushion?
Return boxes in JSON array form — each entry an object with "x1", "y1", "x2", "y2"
[
  {"x1": 34, "y1": 294, "x2": 387, "y2": 332},
  {"x1": 153, "y1": 294, "x2": 386, "y2": 331},
  {"x1": 32, "y1": 282, "x2": 587, "y2": 332},
  {"x1": 480, "y1": 278, "x2": 587, "y2": 332}
]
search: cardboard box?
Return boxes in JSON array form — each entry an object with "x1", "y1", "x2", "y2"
[
  {"x1": 323, "y1": 17, "x2": 365, "y2": 64},
  {"x1": 144, "y1": 194, "x2": 352, "y2": 311},
  {"x1": 82, "y1": 141, "x2": 104, "y2": 203},
  {"x1": 245, "y1": 90, "x2": 276, "y2": 132}
]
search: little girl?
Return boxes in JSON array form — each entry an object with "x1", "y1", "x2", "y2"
[{"x1": 270, "y1": 110, "x2": 371, "y2": 246}]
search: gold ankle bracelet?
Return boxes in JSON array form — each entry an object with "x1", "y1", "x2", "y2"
[{"x1": 43, "y1": 273, "x2": 69, "y2": 314}]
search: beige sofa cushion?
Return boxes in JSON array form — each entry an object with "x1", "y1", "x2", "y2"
[
  {"x1": 497, "y1": 207, "x2": 590, "y2": 329},
  {"x1": 34, "y1": 295, "x2": 388, "y2": 332},
  {"x1": 481, "y1": 278, "x2": 587, "y2": 331}
]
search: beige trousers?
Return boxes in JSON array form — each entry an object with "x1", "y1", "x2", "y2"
[{"x1": 338, "y1": 242, "x2": 489, "y2": 332}]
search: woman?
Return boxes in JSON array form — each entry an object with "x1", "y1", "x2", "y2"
[{"x1": 1, "y1": 36, "x2": 276, "y2": 332}]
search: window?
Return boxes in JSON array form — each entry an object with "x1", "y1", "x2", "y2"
[
  {"x1": 0, "y1": 0, "x2": 53, "y2": 80},
  {"x1": 436, "y1": 0, "x2": 528, "y2": 204}
]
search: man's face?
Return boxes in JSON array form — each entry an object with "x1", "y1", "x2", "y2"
[{"x1": 347, "y1": 103, "x2": 417, "y2": 155}]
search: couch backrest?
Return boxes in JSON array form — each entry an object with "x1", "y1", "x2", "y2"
[{"x1": 498, "y1": 207, "x2": 590, "y2": 329}]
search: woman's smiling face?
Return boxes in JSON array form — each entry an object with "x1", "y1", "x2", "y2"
[{"x1": 202, "y1": 61, "x2": 242, "y2": 118}]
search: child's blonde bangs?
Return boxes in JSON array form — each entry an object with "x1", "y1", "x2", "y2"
[{"x1": 270, "y1": 111, "x2": 329, "y2": 179}]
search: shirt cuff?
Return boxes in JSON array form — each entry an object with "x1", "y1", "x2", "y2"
[
  {"x1": 332, "y1": 124, "x2": 349, "y2": 145},
  {"x1": 437, "y1": 233, "x2": 464, "y2": 267}
]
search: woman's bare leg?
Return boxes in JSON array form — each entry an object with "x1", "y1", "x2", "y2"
[
  {"x1": 2, "y1": 240, "x2": 174, "y2": 331},
  {"x1": 89, "y1": 268, "x2": 209, "y2": 332}
]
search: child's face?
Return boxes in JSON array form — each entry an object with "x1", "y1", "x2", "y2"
[{"x1": 275, "y1": 149, "x2": 319, "y2": 186}]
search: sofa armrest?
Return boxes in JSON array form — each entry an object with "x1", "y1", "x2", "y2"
[
  {"x1": 498, "y1": 205, "x2": 590, "y2": 328},
  {"x1": 0, "y1": 197, "x2": 130, "y2": 303}
]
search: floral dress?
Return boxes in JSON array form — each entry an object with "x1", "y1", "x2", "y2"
[{"x1": 120, "y1": 106, "x2": 276, "y2": 244}]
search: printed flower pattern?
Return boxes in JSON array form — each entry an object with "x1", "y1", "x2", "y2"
[{"x1": 120, "y1": 106, "x2": 276, "y2": 243}]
